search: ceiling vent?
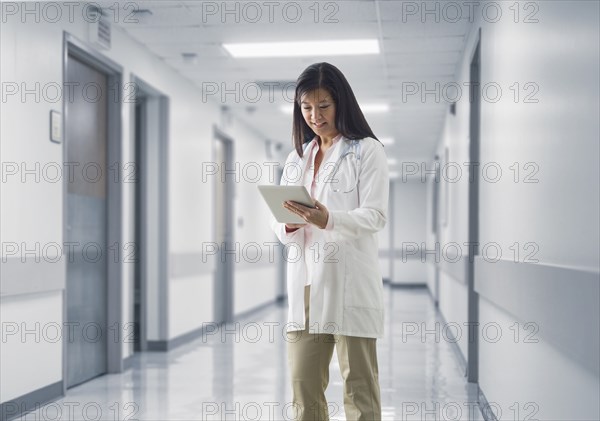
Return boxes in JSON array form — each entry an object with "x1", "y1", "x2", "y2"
[
  {"x1": 88, "y1": 8, "x2": 111, "y2": 50},
  {"x1": 182, "y1": 53, "x2": 199, "y2": 65},
  {"x1": 132, "y1": 9, "x2": 153, "y2": 23}
]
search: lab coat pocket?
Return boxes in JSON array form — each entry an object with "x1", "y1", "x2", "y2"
[
  {"x1": 313, "y1": 231, "x2": 345, "y2": 285},
  {"x1": 344, "y1": 246, "x2": 380, "y2": 309}
]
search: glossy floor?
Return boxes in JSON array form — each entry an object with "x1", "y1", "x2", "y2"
[{"x1": 16, "y1": 286, "x2": 484, "y2": 420}]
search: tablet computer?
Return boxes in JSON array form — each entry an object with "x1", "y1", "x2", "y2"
[{"x1": 258, "y1": 185, "x2": 316, "y2": 224}]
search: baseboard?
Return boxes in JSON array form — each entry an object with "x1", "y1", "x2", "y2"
[
  {"x1": 388, "y1": 282, "x2": 427, "y2": 288},
  {"x1": 147, "y1": 323, "x2": 206, "y2": 351},
  {"x1": 0, "y1": 381, "x2": 64, "y2": 421},
  {"x1": 146, "y1": 340, "x2": 169, "y2": 351},
  {"x1": 435, "y1": 302, "x2": 468, "y2": 376},
  {"x1": 425, "y1": 284, "x2": 439, "y2": 307},
  {"x1": 146, "y1": 300, "x2": 282, "y2": 352}
]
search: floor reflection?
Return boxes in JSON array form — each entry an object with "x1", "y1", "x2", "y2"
[{"x1": 16, "y1": 285, "x2": 483, "y2": 420}]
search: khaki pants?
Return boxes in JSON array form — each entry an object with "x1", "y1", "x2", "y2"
[{"x1": 286, "y1": 285, "x2": 382, "y2": 421}]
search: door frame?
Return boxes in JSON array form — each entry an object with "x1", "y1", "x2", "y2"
[
  {"x1": 388, "y1": 180, "x2": 395, "y2": 283},
  {"x1": 62, "y1": 32, "x2": 124, "y2": 392},
  {"x1": 431, "y1": 155, "x2": 441, "y2": 307},
  {"x1": 212, "y1": 125, "x2": 235, "y2": 324},
  {"x1": 466, "y1": 28, "x2": 482, "y2": 383},
  {"x1": 129, "y1": 74, "x2": 170, "y2": 352}
]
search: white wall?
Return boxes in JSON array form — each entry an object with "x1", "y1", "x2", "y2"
[
  {"x1": 425, "y1": 172, "x2": 437, "y2": 299},
  {"x1": 391, "y1": 178, "x2": 429, "y2": 285},
  {"x1": 379, "y1": 184, "x2": 392, "y2": 281},
  {"x1": 477, "y1": 2, "x2": 599, "y2": 418},
  {"x1": 220, "y1": 116, "x2": 281, "y2": 316},
  {"x1": 0, "y1": 292, "x2": 63, "y2": 403},
  {"x1": 168, "y1": 111, "x2": 280, "y2": 337},
  {"x1": 478, "y1": 297, "x2": 599, "y2": 420},
  {"x1": 438, "y1": 271, "x2": 469, "y2": 358},
  {"x1": 432, "y1": 1, "x2": 600, "y2": 418},
  {"x1": 0, "y1": 7, "x2": 274, "y2": 404},
  {"x1": 1, "y1": 13, "x2": 67, "y2": 404},
  {"x1": 431, "y1": 40, "x2": 474, "y2": 362}
]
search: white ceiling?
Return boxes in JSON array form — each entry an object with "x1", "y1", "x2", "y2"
[{"x1": 105, "y1": 0, "x2": 474, "y2": 162}]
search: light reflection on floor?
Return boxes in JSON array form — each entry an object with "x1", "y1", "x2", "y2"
[{"x1": 16, "y1": 285, "x2": 484, "y2": 420}]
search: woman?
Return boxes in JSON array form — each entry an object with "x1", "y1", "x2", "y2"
[{"x1": 270, "y1": 62, "x2": 389, "y2": 421}]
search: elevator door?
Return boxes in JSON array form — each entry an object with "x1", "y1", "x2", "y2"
[{"x1": 65, "y1": 55, "x2": 108, "y2": 387}]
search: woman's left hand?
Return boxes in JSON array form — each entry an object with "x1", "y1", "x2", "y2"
[{"x1": 283, "y1": 199, "x2": 329, "y2": 229}]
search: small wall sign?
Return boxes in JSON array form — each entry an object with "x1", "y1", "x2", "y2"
[{"x1": 50, "y1": 110, "x2": 62, "y2": 143}]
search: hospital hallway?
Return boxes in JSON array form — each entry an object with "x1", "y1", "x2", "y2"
[
  {"x1": 13, "y1": 286, "x2": 486, "y2": 421},
  {"x1": 1, "y1": 1, "x2": 599, "y2": 421}
]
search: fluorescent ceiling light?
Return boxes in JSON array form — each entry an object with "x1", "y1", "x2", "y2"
[
  {"x1": 223, "y1": 39, "x2": 380, "y2": 58},
  {"x1": 360, "y1": 104, "x2": 389, "y2": 113},
  {"x1": 387, "y1": 158, "x2": 397, "y2": 166},
  {"x1": 379, "y1": 137, "x2": 395, "y2": 145},
  {"x1": 389, "y1": 171, "x2": 400, "y2": 179},
  {"x1": 280, "y1": 103, "x2": 389, "y2": 114}
]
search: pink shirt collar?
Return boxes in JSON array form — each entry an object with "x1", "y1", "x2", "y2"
[{"x1": 307, "y1": 133, "x2": 343, "y2": 153}]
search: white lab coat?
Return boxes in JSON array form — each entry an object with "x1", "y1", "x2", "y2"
[{"x1": 270, "y1": 135, "x2": 389, "y2": 338}]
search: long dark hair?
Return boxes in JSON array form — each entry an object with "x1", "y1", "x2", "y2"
[{"x1": 291, "y1": 62, "x2": 381, "y2": 158}]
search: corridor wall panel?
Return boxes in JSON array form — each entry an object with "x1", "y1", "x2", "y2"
[
  {"x1": 432, "y1": 1, "x2": 600, "y2": 418},
  {"x1": 0, "y1": 10, "x2": 223, "y2": 407}
]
